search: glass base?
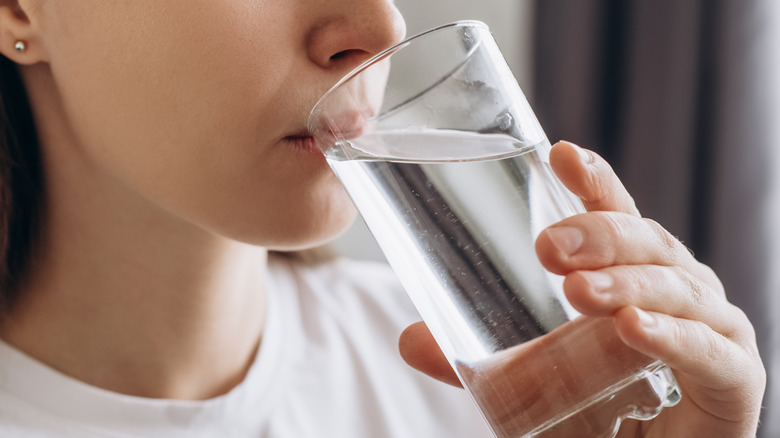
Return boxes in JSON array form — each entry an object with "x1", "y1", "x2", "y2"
[
  {"x1": 457, "y1": 317, "x2": 681, "y2": 438},
  {"x1": 524, "y1": 362, "x2": 681, "y2": 438}
]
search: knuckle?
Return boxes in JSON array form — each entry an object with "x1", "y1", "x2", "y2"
[
  {"x1": 584, "y1": 159, "x2": 613, "y2": 201},
  {"x1": 618, "y1": 265, "x2": 651, "y2": 299},
  {"x1": 570, "y1": 211, "x2": 625, "y2": 265},
  {"x1": 728, "y1": 305, "x2": 761, "y2": 351},
  {"x1": 674, "y1": 266, "x2": 710, "y2": 310},
  {"x1": 701, "y1": 328, "x2": 729, "y2": 363},
  {"x1": 591, "y1": 161, "x2": 641, "y2": 215},
  {"x1": 594, "y1": 211, "x2": 628, "y2": 243},
  {"x1": 698, "y1": 263, "x2": 726, "y2": 297},
  {"x1": 672, "y1": 319, "x2": 724, "y2": 363},
  {"x1": 584, "y1": 170, "x2": 609, "y2": 204},
  {"x1": 642, "y1": 218, "x2": 680, "y2": 265}
]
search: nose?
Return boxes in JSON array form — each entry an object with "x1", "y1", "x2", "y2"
[{"x1": 306, "y1": 0, "x2": 406, "y2": 70}]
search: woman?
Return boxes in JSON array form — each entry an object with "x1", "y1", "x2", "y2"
[{"x1": 0, "y1": 0, "x2": 765, "y2": 436}]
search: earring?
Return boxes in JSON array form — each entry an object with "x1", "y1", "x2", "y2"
[{"x1": 14, "y1": 41, "x2": 26, "y2": 52}]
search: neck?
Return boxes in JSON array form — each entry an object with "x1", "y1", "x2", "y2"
[
  {"x1": 3, "y1": 186, "x2": 269, "y2": 400},
  {"x1": 3, "y1": 202, "x2": 269, "y2": 401},
  {"x1": 2, "y1": 66, "x2": 269, "y2": 401}
]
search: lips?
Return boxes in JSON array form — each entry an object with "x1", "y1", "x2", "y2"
[
  {"x1": 308, "y1": 108, "x2": 374, "y2": 146},
  {"x1": 330, "y1": 109, "x2": 373, "y2": 139},
  {"x1": 282, "y1": 131, "x2": 320, "y2": 154}
]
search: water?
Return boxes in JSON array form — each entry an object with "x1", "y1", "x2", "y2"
[
  {"x1": 326, "y1": 129, "x2": 679, "y2": 437},
  {"x1": 327, "y1": 129, "x2": 583, "y2": 362}
]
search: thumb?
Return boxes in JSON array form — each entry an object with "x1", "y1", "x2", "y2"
[{"x1": 398, "y1": 321, "x2": 462, "y2": 387}]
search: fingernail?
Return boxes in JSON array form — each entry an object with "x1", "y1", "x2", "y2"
[
  {"x1": 546, "y1": 226, "x2": 583, "y2": 256},
  {"x1": 560, "y1": 140, "x2": 593, "y2": 165},
  {"x1": 573, "y1": 144, "x2": 594, "y2": 165},
  {"x1": 635, "y1": 308, "x2": 656, "y2": 329},
  {"x1": 581, "y1": 271, "x2": 613, "y2": 292}
]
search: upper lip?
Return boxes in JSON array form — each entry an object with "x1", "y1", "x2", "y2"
[{"x1": 307, "y1": 109, "x2": 374, "y2": 142}]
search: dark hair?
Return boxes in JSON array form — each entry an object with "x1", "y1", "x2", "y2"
[{"x1": 0, "y1": 54, "x2": 44, "y2": 312}]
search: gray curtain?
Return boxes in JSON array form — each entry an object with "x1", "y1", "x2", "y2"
[{"x1": 532, "y1": 0, "x2": 780, "y2": 435}]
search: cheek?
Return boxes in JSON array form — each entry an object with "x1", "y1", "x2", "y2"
[
  {"x1": 47, "y1": 4, "x2": 280, "y2": 159},
  {"x1": 41, "y1": 2, "x2": 355, "y2": 246}
]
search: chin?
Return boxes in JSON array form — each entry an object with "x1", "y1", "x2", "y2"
[
  {"x1": 265, "y1": 221, "x2": 357, "y2": 252},
  {"x1": 197, "y1": 173, "x2": 358, "y2": 250},
  {"x1": 269, "y1": 185, "x2": 359, "y2": 250},
  {"x1": 223, "y1": 204, "x2": 359, "y2": 251},
  {"x1": 287, "y1": 208, "x2": 359, "y2": 250}
]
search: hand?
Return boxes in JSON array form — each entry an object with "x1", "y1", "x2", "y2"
[{"x1": 399, "y1": 141, "x2": 765, "y2": 437}]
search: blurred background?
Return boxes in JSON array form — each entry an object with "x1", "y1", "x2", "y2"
[{"x1": 331, "y1": 1, "x2": 780, "y2": 435}]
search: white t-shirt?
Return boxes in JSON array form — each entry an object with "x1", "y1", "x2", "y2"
[{"x1": 0, "y1": 255, "x2": 493, "y2": 437}]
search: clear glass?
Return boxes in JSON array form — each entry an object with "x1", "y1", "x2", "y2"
[{"x1": 308, "y1": 21, "x2": 681, "y2": 438}]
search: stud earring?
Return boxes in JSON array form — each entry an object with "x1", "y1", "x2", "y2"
[{"x1": 14, "y1": 41, "x2": 26, "y2": 52}]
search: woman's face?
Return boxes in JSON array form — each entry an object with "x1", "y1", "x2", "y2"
[{"x1": 30, "y1": 0, "x2": 405, "y2": 249}]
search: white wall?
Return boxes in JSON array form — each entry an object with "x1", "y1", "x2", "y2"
[{"x1": 330, "y1": 0, "x2": 535, "y2": 261}]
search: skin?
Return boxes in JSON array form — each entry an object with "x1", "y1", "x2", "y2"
[
  {"x1": 0, "y1": 0, "x2": 766, "y2": 435},
  {"x1": 400, "y1": 141, "x2": 766, "y2": 437},
  {"x1": 0, "y1": 0, "x2": 405, "y2": 399}
]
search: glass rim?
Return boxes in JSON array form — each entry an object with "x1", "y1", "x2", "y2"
[{"x1": 307, "y1": 20, "x2": 490, "y2": 131}]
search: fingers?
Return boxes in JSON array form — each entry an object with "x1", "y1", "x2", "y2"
[
  {"x1": 613, "y1": 306, "x2": 765, "y2": 425},
  {"x1": 536, "y1": 211, "x2": 701, "y2": 276},
  {"x1": 563, "y1": 264, "x2": 734, "y2": 336},
  {"x1": 398, "y1": 321, "x2": 462, "y2": 388},
  {"x1": 549, "y1": 141, "x2": 640, "y2": 216},
  {"x1": 544, "y1": 141, "x2": 722, "y2": 303},
  {"x1": 536, "y1": 208, "x2": 729, "y2": 334}
]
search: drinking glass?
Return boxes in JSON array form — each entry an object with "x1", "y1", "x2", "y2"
[{"x1": 308, "y1": 21, "x2": 681, "y2": 438}]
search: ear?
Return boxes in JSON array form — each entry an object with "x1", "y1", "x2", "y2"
[{"x1": 0, "y1": 0, "x2": 48, "y2": 65}]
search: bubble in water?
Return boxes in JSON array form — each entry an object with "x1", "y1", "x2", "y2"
[{"x1": 496, "y1": 113, "x2": 513, "y2": 131}]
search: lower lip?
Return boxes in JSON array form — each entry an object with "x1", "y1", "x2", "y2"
[{"x1": 283, "y1": 136, "x2": 323, "y2": 156}]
